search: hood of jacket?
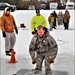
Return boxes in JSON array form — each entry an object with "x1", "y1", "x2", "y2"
[{"x1": 3, "y1": 7, "x2": 10, "y2": 16}]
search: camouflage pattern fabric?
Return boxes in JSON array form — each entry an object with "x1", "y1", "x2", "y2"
[{"x1": 29, "y1": 30, "x2": 58, "y2": 75}]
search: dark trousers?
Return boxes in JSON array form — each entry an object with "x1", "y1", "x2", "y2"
[
  {"x1": 53, "y1": 18, "x2": 57, "y2": 28},
  {"x1": 64, "y1": 23, "x2": 69, "y2": 30}
]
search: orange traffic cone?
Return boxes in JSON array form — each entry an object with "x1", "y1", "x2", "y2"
[{"x1": 8, "y1": 49, "x2": 17, "y2": 63}]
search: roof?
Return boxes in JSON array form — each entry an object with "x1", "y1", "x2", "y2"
[{"x1": 66, "y1": 2, "x2": 74, "y2": 5}]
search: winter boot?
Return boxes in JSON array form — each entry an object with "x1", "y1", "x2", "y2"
[
  {"x1": 32, "y1": 68, "x2": 42, "y2": 74},
  {"x1": 9, "y1": 49, "x2": 16, "y2": 54},
  {"x1": 45, "y1": 69, "x2": 52, "y2": 75},
  {"x1": 54, "y1": 27, "x2": 56, "y2": 29},
  {"x1": 5, "y1": 51, "x2": 11, "y2": 56}
]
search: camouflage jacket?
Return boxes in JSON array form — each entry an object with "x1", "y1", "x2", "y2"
[
  {"x1": 57, "y1": 14, "x2": 63, "y2": 21},
  {"x1": 29, "y1": 30, "x2": 58, "y2": 60}
]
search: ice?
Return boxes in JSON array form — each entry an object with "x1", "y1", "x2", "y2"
[{"x1": 0, "y1": 10, "x2": 74, "y2": 75}]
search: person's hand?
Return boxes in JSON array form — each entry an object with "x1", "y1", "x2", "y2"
[
  {"x1": 32, "y1": 31, "x2": 37, "y2": 35},
  {"x1": 15, "y1": 28, "x2": 18, "y2": 35},
  {"x1": 32, "y1": 58, "x2": 36, "y2": 64},
  {"x1": 34, "y1": 28, "x2": 37, "y2": 32},
  {"x1": 2, "y1": 32, "x2": 6, "y2": 38},
  {"x1": 48, "y1": 58, "x2": 54, "y2": 63},
  {"x1": 34, "y1": 30, "x2": 37, "y2": 32}
]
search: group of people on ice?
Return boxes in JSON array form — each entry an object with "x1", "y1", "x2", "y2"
[
  {"x1": 48, "y1": 9, "x2": 70, "y2": 31},
  {"x1": 0, "y1": 7, "x2": 70, "y2": 75}
]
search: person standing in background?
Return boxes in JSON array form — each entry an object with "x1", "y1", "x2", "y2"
[
  {"x1": 52, "y1": 11, "x2": 57, "y2": 29},
  {"x1": 31, "y1": 9, "x2": 47, "y2": 35},
  {"x1": 65, "y1": 9, "x2": 70, "y2": 20},
  {"x1": 57, "y1": 11, "x2": 63, "y2": 26},
  {"x1": 0, "y1": 7, "x2": 18, "y2": 56},
  {"x1": 63, "y1": 12, "x2": 69, "y2": 30},
  {"x1": 65, "y1": 9, "x2": 70, "y2": 24},
  {"x1": 48, "y1": 13, "x2": 55, "y2": 31}
]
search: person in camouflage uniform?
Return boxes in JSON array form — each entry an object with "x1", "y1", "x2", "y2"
[
  {"x1": 29, "y1": 25, "x2": 58, "y2": 75},
  {"x1": 57, "y1": 11, "x2": 63, "y2": 25}
]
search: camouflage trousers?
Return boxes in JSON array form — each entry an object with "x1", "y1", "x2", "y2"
[
  {"x1": 50, "y1": 23, "x2": 54, "y2": 31},
  {"x1": 34, "y1": 52, "x2": 52, "y2": 75}
]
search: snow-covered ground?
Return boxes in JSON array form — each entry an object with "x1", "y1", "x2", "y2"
[{"x1": 0, "y1": 10, "x2": 75, "y2": 75}]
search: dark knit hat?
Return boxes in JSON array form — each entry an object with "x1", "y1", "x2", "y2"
[
  {"x1": 7, "y1": 7, "x2": 10, "y2": 11},
  {"x1": 36, "y1": 9, "x2": 40, "y2": 13}
]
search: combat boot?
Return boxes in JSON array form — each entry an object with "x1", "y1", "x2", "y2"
[
  {"x1": 5, "y1": 51, "x2": 11, "y2": 56},
  {"x1": 32, "y1": 68, "x2": 42, "y2": 74},
  {"x1": 45, "y1": 69, "x2": 52, "y2": 75}
]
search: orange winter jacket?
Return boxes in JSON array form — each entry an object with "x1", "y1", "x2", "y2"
[{"x1": 0, "y1": 10, "x2": 17, "y2": 32}]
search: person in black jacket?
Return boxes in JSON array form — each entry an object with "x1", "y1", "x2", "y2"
[{"x1": 52, "y1": 11, "x2": 57, "y2": 29}]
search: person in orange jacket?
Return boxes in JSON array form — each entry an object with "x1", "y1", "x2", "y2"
[{"x1": 0, "y1": 7, "x2": 18, "y2": 56}]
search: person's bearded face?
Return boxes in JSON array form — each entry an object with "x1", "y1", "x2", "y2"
[{"x1": 6, "y1": 11, "x2": 10, "y2": 16}]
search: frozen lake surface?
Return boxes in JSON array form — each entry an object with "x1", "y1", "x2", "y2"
[{"x1": 0, "y1": 10, "x2": 74, "y2": 75}]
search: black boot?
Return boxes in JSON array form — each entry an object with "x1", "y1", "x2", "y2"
[
  {"x1": 54, "y1": 27, "x2": 56, "y2": 29},
  {"x1": 9, "y1": 49, "x2": 16, "y2": 54},
  {"x1": 5, "y1": 51, "x2": 11, "y2": 56}
]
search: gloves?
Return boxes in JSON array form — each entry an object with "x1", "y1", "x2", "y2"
[
  {"x1": 48, "y1": 58, "x2": 54, "y2": 63},
  {"x1": 32, "y1": 28, "x2": 37, "y2": 35},
  {"x1": 34, "y1": 28, "x2": 37, "y2": 32},
  {"x1": 15, "y1": 28, "x2": 18, "y2": 34},
  {"x1": 32, "y1": 31, "x2": 37, "y2": 35},
  {"x1": 32, "y1": 58, "x2": 36, "y2": 64},
  {"x1": 2, "y1": 32, "x2": 6, "y2": 38}
]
